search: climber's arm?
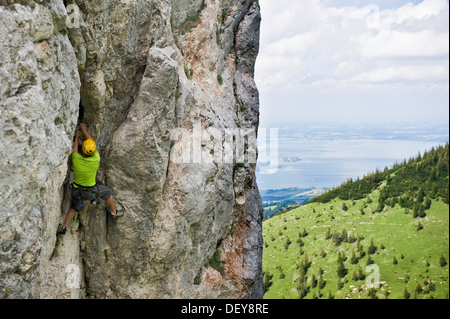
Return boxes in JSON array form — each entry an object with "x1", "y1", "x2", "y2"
[
  {"x1": 79, "y1": 123, "x2": 93, "y2": 140},
  {"x1": 73, "y1": 129, "x2": 79, "y2": 154}
]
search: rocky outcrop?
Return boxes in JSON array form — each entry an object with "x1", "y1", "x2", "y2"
[
  {"x1": 0, "y1": 0, "x2": 262, "y2": 299},
  {"x1": 0, "y1": 1, "x2": 80, "y2": 298}
]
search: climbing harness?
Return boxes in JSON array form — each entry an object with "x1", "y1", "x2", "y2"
[{"x1": 71, "y1": 182, "x2": 99, "y2": 210}]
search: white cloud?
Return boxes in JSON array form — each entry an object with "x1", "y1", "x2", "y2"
[
  {"x1": 380, "y1": 0, "x2": 449, "y2": 27},
  {"x1": 266, "y1": 32, "x2": 321, "y2": 55},
  {"x1": 359, "y1": 30, "x2": 449, "y2": 59},
  {"x1": 334, "y1": 61, "x2": 355, "y2": 76},
  {"x1": 256, "y1": 0, "x2": 450, "y2": 94},
  {"x1": 351, "y1": 64, "x2": 449, "y2": 83}
]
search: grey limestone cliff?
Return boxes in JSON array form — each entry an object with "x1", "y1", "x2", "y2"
[{"x1": 0, "y1": 0, "x2": 262, "y2": 299}]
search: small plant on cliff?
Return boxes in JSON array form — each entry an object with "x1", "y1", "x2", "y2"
[
  {"x1": 184, "y1": 65, "x2": 194, "y2": 79},
  {"x1": 216, "y1": 29, "x2": 221, "y2": 45},
  {"x1": 205, "y1": 249, "x2": 226, "y2": 275},
  {"x1": 194, "y1": 274, "x2": 202, "y2": 285},
  {"x1": 217, "y1": 74, "x2": 223, "y2": 85},
  {"x1": 1, "y1": 0, "x2": 33, "y2": 7},
  {"x1": 177, "y1": 12, "x2": 202, "y2": 34},
  {"x1": 54, "y1": 117, "x2": 64, "y2": 125},
  {"x1": 186, "y1": 13, "x2": 201, "y2": 23},
  {"x1": 221, "y1": 9, "x2": 228, "y2": 21}
]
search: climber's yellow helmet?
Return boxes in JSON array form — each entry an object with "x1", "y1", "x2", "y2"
[{"x1": 82, "y1": 139, "x2": 96, "y2": 156}]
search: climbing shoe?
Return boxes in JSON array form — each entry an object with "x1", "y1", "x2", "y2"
[
  {"x1": 105, "y1": 207, "x2": 125, "y2": 219},
  {"x1": 112, "y1": 210, "x2": 125, "y2": 219},
  {"x1": 57, "y1": 226, "x2": 67, "y2": 235}
]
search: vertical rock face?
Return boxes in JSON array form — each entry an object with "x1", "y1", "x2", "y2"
[
  {"x1": 0, "y1": 1, "x2": 80, "y2": 298},
  {"x1": 0, "y1": 0, "x2": 262, "y2": 299}
]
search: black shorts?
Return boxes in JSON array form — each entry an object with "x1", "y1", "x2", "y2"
[{"x1": 70, "y1": 184, "x2": 113, "y2": 212}]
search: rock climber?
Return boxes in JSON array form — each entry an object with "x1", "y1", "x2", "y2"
[{"x1": 57, "y1": 123, "x2": 123, "y2": 235}]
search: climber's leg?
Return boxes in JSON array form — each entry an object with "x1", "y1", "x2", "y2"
[
  {"x1": 63, "y1": 207, "x2": 77, "y2": 229},
  {"x1": 105, "y1": 195, "x2": 117, "y2": 216},
  {"x1": 97, "y1": 185, "x2": 123, "y2": 217},
  {"x1": 58, "y1": 186, "x2": 86, "y2": 235},
  {"x1": 105, "y1": 195, "x2": 124, "y2": 218}
]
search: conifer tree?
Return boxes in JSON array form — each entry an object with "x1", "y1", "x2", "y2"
[
  {"x1": 358, "y1": 267, "x2": 365, "y2": 281},
  {"x1": 415, "y1": 283, "x2": 423, "y2": 295},
  {"x1": 298, "y1": 265, "x2": 307, "y2": 284},
  {"x1": 284, "y1": 237, "x2": 291, "y2": 250},
  {"x1": 404, "y1": 287, "x2": 410, "y2": 299},
  {"x1": 440, "y1": 255, "x2": 447, "y2": 267},
  {"x1": 413, "y1": 203, "x2": 419, "y2": 218},
  {"x1": 368, "y1": 239, "x2": 377, "y2": 254},
  {"x1": 350, "y1": 250, "x2": 358, "y2": 265},
  {"x1": 263, "y1": 268, "x2": 272, "y2": 293},
  {"x1": 296, "y1": 281, "x2": 309, "y2": 299},
  {"x1": 418, "y1": 204, "x2": 426, "y2": 218},
  {"x1": 311, "y1": 274, "x2": 318, "y2": 288},
  {"x1": 318, "y1": 274, "x2": 326, "y2": 289},
  {"x1": 279, "y1": 268, "x2": 285, "y2": 279},
  {"x1": 337, "y1": 253, "x2": 348, "y2": 278},
  {"x1": 368, "y1": 288, "x2": 378, "y2": 299},
  {"x1": 424, "y1": 197, "x2": 432, "y2": 210},
  {"x1": 417, "y1": 187, "x2": 424, "y2": 203},
  {"x1": 417, "y1": 220, "x2": 424, "y2": 231}
]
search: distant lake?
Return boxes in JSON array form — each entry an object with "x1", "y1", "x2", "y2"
[{"x1": 256, "y1": 120, "x2": 449, "y2": 190}]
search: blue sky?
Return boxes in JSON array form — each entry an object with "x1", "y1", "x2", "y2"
[{"x1": 255, "y1": 0, "x2": 449, "y2": 126}]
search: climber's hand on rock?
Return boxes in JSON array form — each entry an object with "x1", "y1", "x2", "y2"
[{"x1": 79, "y1": 123, "x2": 93, "y2": 141}]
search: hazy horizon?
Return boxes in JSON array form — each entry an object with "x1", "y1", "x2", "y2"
[
  {"x1": 256, "y1": 119, "x2": 449, "y2": 191},
  {"x1": 255, "y1": 0, "x2": 449, "y2": 191}
]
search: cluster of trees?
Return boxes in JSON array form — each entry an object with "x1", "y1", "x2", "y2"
[
  {"x1": 309, "y1": 143, "x2": 449, "y2": 206},
  {"x1": 332, "y1": 238, "x2": 378, "y2": 275},
  {"x1": 295, "y1": 253, "x2": 315, "y2": 299},
  {"x1": 295, "y1": 233, "x2": 379, "y2": 298},
  {"x1": 325, "y1": 228, "x2": 360, "y2": 247},
  {"x1": 403, "y1": 255, "x2": 448, "y2": 299},
  {"x1": 404, "y1": 280, "x2": 438, "y2": 299},
  {"x1": 309, "y1": 169, "x2": 387, "y2": 203},
  {"x1": 264, "y1": 230, "x2": 447, "y2": 298},
  {"x1": 384, "y1": 144, "x2": 449, "y2": 204}
]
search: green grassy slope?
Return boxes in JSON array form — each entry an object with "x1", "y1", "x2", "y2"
[
  {"x1": 262, "y1": 194, "x2": 449, "y2": 299},
  {"x1": 262, "y1": 144, "x2": 449, "y2": 299}
]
